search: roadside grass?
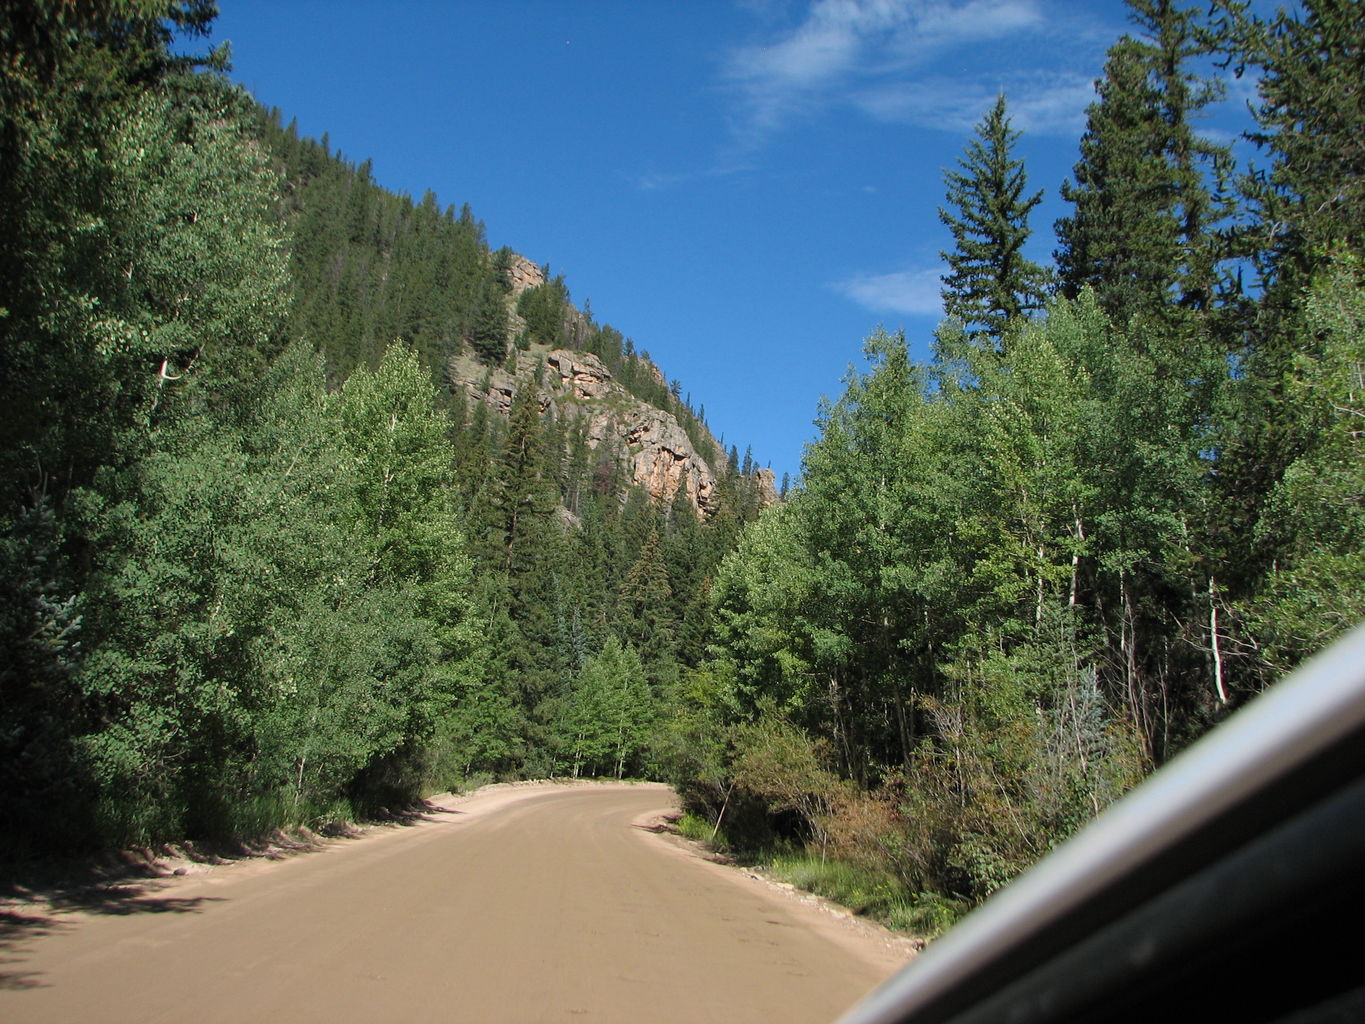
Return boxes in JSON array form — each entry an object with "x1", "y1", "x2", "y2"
[
  {"x1": 769, "y1": 851, "x2": 965, "y2": 939},
  {"x1": 445, "y1": 771, "x2": 496, "y2": 795},
  {"x1": 88, "y1": 789, "x2": 364, "y2": 850},
  {"x1": 888, "y1": 890, "x2": 967, "y2": 938},
  {"x1": 672, "y1": 816, "x2": 964, "y2": 940},
  {"x1": 770, "y1": 852, "x2": 904, "y2": 918},
  {"x1": 676, "y1": 811, "x2": 717, "y2": 844}
]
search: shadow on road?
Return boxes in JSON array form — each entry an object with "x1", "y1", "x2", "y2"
[
  {"x1": 0, "y1": 796, "x2": 463, "y2": 992},
  {"x1": 0, "y1": 909, "x2": 64, "y2": 990},
  {"x1": 0, "y1": 884, "x2": 222, "y2": 993},
  {"x1": 328, "y1": 800, "x2": 464, "y2": 835},
  {"x1": 0, "y1": 797, "x2": 462, "y2": 917},
  {"x1": 0, "y1": 858, "x2": 228, "y2": 992}
]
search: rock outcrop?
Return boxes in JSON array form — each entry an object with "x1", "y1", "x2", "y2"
[
  {"x1": 505, "y1": 254, "x2": 546, "y2": 297},
  {"x1": 546, "y1": 349, "x2": 614, "y2": 401},
  {"x1": 447, "y1": 250, "x2": 779, "y2": 519},
  {"x1": 754, "y1": 467, "x2": 779, "y2": 507},
  {"x1": 448, "y1": 346, "x2": 722, "y2": 516}
]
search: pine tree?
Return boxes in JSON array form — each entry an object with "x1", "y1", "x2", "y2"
[
  {"x1": 1228, "y1": 0, "x2": 1365, "y2": 299},
  {"x1": 487, "y1": 383, "x2": 561, "y2": 711},
  {"x1": 491, "y1": 384, "x2": 556, "y2": 578},
  {"x1": 1055, "y1": 0, "x2": 1232, "y2": 326},
  {"x1": 1210, "y1": 0, "x2": 1365, "y2": 619},
  {"x1": 617, "y1": 525, "x2": 676, "y2": 674},
  {"x1": 466, "y1": 274, "x2": 509, "y2": 365},
  {"x1": 938, "y1": 94, "x2": 1049, "y2": 345}
]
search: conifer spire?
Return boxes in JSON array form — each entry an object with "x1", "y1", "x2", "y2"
[{"x1": 938, "y1": 94, "x2": 1049, "y2": 346}]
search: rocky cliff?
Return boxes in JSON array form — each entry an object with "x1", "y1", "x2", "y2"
[
  {"x1": 447, "y1": 345, "x2": 724, "y2": 516},
  {"x1": 504, "y1": 253, "x2": 546, "y2": 297},
  {"x1": 449, "y1": 252, "x2": 779, "y2": 517}
]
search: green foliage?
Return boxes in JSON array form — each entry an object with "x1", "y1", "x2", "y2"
[
  {"x1": 104, "y1": 79, "x2": 292, "y2": 413},
  {"x1": 1056, "y1": 0, "x2": 1232, "y2": 325},
  {"x1": 553, "y1": 637, "x2": 656, "y2": 779},
  {"x1": 939, "y1": 94, "x2": 1050, "y2": 343},
  {"x1": 712, "y1": 330, "x2": 962, "y2": 777},
  {"x1": 9, "y1": 0, "x2": 1357, "y2": 923},
  {"x1": 263, "y1": 114, "x2": 487, "y2": 382},
  {"x1": 692, "y1": 300, "x2": 1212, "y2": 913},
  {"x1": 769, "y1": 853, "x2": 911, "y2": 925},
  {"x1": 516, "y1": 275, "x2": 571, "y2": 349},
  {"x1": 731, "y1": 713, "x2": 844, "y2": 849},
  {"x1": 0, "y1": 0, "x2": 765, "y2": 859},
  {"x1": 467, "y1": 274, "x2": 510, "y2": 365},
  {"x1": 889, "y1": 892, "x2": 968, "y2": 939},
  {"x1": 61, "y1": 336, "x2": 489, "y2": 844},
  {"x1": 1207, "y1": 3, "x2": 1365, "y2": 608},
  {"x1": 1227, "y1": 0, "x2": 1365, "y2": 296},
  {"x1": 676, "y1": 811, "x2": 717, "y2": 844},
  {"x1": 0, "y1": 495, "x2": 89, "y2": 856},
  {"x1": 339, "y1": 344, "x2": 465, "y2": 593},
  {"x1": 1247, "y1": 255, "x2": 1365, "y2": 668},
  {"x1": 0, "y1": 64, "x2": 286, "y2": 514}
]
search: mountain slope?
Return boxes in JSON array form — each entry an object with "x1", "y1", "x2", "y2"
[{"x1": 256, "y1": 109, "x2": 773, "y2": 518}]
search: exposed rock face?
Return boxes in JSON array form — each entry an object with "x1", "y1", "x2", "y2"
[
  {"x1": 456, "y1": 362, "x2": 517, "y2": 415},
  {"x1": 545, "y1": 352, "x2": 716, "y2": 514},
  {"x1": 505, "y1": 254, "x2": 545, "y2": 298},
  {"x1": 445, "y1": 249, "x2": 779, "y2": 518},
  {"x1": 754, "y1": 467, "x2": 779, "y2": 507},
  {"x1": 449, "y1": 346, "x2": 721, "y2": 516},
  {"x1": 546, "y1": 350, "x2": 613, "y2": 401},
  {"x1": 619, "y1": 403, "x2": 717, "y2": 515}
]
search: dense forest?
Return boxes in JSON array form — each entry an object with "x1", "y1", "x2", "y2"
[
  {"x1": 0, "y1": 0, "x2": 766, "y2": 859},
  {"x1": 2, "y1": 0, "x2": 1362, "y2": 938},
  {"x1": 660, "y1": 0, "x2": 1365, "y2": 928}
]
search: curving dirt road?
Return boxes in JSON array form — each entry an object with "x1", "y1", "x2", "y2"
[{"x1": 0, "y1": 782, "x2": 910, "y2": 1023}]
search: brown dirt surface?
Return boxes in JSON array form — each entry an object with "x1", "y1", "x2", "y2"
[{"x1": 0, "y1": 781, "x2": 913, "y2": 1022}]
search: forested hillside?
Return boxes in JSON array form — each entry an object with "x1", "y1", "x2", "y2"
[
  {"x1": 2, "y1": 0, "x2": 1361, "y2": 941},
  {"x1": 663, "y1": 0, "x2": 1365, "y2": 930},
  {"x1": 0, "y1": 1, "x2": 766, "y2": 859}
]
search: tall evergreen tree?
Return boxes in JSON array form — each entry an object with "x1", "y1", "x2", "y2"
[
  {"x1": 1055, "y1": 0, "x2": 1232, "y2": 326},
  {"x1": 467, "y1": 274, "x2": 510, "y2": 365},
  {"x1": 938, "y1": 94, "x2": 1049, "y2": 345},
  {"x1": 1223, "y1": 0, "x2": 1365, "y2": 303},
  {"x1": 616, "y1": 526, "x2": 676, "y2": 681},
  {"x1": 1209, "y1": 0, "x2": 1365, "y2": 633},
  {"x1": 1245, "y1": 256, "x2": 1365, "y2": 672},
  {"x1": 483, "y1": 383, "x2": 561, "y2": 715}
]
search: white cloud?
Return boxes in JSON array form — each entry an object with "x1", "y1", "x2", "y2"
[
  {"x1": 629, "y1": 0, "x2": 1101, "y2": 190},
  {"x1": 632, "y1": 156, "x2": 756, "y2": 192},
  {"x1": 832, "y1": 265, "x2": 944, "y2": 316},
  {"x1": 635, "y1": 170, "x2": 690, "y2": 192},
  {"x1": 720, "y1": 0, "x2": 1055, "y2": 148},
  {"x1": 1007, "y1": 73, "x2": 1098, "y2": 135},
  {"x1": 897, "y1": 0, "x2": 1042, "y2": 53},
  {"x1": 1220, "y1": 70, "x2": 1263, "y2": 111},
  {"x1": 854, "y1": 70, "x2": 1096, "y2": 137},
  {"x1": 723, "y1": 0, "x2": 912, "y2": 138}
]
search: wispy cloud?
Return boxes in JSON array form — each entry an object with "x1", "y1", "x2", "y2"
[
  {"x1": 1008, "y1": 73, "x2": 1100, "y2": 135},
  {"x1": 1217, "y1": 71, "x2": 1263, "y2": 117},
  {"x1": 891, "y1": 0, "x2": 1042, "y2": 54},
  {"x1": 720, "y1": 0, "x2": 1078, "y2": 151},
  {"x1": 855, "y1": 70, "x2": 1097, "y2": 137},
  {"x1": 831, "y1": 265, "x2": 944, "y2": 317},
  {"x1": 635, "y1": 0, "x2": 1106, "y2": 192},
  {"x1": 722, "y1": 0, "x2": 913, "y2": 140},
  {"x1": 630, "y1": 150, "x2": 761, "y2": 192}
]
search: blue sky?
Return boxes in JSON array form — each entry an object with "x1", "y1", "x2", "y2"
[{"x1": 209, "y1": 1, "x2": 1262, "y2": 482}]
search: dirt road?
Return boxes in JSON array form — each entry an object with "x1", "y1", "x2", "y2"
[{"x1": 0, "y1": 782, "x2": 910, "y2": 1023}]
